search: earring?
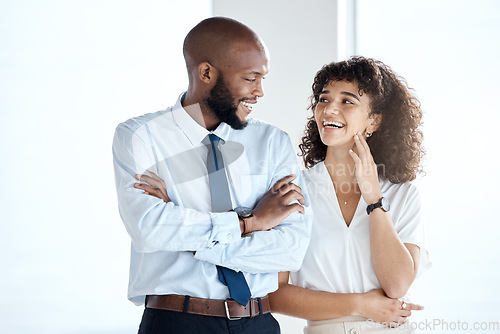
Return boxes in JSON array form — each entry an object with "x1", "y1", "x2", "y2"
[{"x1": 366, "y1": 131, "x2": 372, "y2": 138}]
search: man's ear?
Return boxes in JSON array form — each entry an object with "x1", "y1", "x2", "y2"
[{"x1": 198, "y1": 62, "x2": 217, "y2": 84}]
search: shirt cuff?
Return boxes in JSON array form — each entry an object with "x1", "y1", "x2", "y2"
[
  {"x1": 194, "y1": 241, "x2": 226, "y2": 267},
  {"x1": 208, "y1": 211, "x2": 241, "y2": 245}
]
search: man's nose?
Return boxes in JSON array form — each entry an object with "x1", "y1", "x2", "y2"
[{"x1": 253, "y1": 79, "x2": 264, "y2": 98}]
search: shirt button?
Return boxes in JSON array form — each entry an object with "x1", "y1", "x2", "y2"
[
  {"x1": 227, "y1": 233, "x2": 232, "y2": 240},
  {"x1": 349, "y1": 329, "x2": 358, "y2": 334}
]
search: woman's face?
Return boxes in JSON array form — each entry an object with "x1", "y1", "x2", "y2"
[{"x1": 314, "y1": 80, "x2": 378, "y2": 149}]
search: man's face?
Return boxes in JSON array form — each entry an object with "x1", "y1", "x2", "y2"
[
  {"x1": 204, "y1": 44, "x2": 269, "y2": 129},
  {"x1": 205, "y1": 73, "x2": 247, "y2": 129}
]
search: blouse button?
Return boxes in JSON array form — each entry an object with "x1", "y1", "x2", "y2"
[
  {"x1": 349, "y1": 329, "x2": 358, "y2": 334},
  {"x1": 227, "y1": 233, "x2": 233, "y2": 240}
]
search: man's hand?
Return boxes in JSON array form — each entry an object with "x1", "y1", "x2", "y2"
[
  {"x1": 134, "y1": 170, "x2": 171, "y2": 203},
  {"x1": 358, "y1": 289, "x2": 423, "y2": 327},
  {"x1": 251, "y1": 175, "x2": 305, "y2": 232}
]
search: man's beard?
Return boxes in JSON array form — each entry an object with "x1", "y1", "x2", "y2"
[{"x1": 204, "y1": 74, "x2": 248, "y2": 130}]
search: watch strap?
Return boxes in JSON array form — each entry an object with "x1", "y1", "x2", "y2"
[
  {"x1": 242, "y1": 216, "x2": 253, "y2": 236},
  {"x1": 366, "y1": 201, "x2": 383, "y2": 215}
]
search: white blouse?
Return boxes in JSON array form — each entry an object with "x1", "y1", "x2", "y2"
[{"x1": 291, "y1": 161, "x2": 431, "y2": 294}]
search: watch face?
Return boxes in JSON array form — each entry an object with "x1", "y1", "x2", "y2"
[
  {"x1": 381, "y1": 197, "x2": 391, "y2": 212},
  {"x1": 235, "y1": 207, "x2": 253, "y2": 218}
]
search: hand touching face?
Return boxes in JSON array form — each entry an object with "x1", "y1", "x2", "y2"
[{"x1": 314, "y1": 80, "x2": 379, "y2": 150}]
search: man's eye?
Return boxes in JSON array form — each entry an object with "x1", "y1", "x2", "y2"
[{"x1": 245, "y1": 78, "x2": 256, "y2": 82}]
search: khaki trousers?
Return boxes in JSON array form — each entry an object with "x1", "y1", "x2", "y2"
[{"x1": 304, "y1": 316, "x2": 416, "y2": 334}]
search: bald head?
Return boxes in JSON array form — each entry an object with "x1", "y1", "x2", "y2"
[{"x1": 183, "y1": 17, "x2": 266, "y2": 74}]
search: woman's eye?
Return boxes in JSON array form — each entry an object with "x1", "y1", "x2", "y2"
[
  {"x1": 318, "y1": 97, "x2": 328, "y2": 103},
  {"x1": 343, "y1": 99, "x2": 354, "y2": 104}
]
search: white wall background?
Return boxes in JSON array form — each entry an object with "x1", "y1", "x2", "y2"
[
  {"x1": 356, "y1": 0, "x2": 500, "y2": 331},
  {"x1": 1, "y1": 0, "x2": 499, "y2": 333},
  {"x1": 0, "y1": 1, "x2": 211, "y2": 333}
]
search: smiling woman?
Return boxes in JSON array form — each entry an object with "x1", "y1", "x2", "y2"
[
  {"x1": 301, "y1": 57, "x2": 424, "y2": 184},
  {"x1": 268, "y1": 56, "x2": 431, "y2": 334}
]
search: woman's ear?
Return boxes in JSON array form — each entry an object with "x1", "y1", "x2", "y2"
[
  {"x1": 367, "y1": 113, "x2": 382, "y2": 133},
  {"x1": 198, "y1": 62, "x2": 217, "y2": 84}
]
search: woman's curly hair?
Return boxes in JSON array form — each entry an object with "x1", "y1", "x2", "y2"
[{"x1": 299, "y1": 56, "x2": 424, "y2": 183}]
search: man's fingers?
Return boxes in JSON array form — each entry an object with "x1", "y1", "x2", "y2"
[
  {"x1": 146, "y1": 170, "x2": 160, "y2": 179},
  {"x1": 136, "y1": 174, "x2": 164, "y2": 189},
  {"x1": 135, "y1": 183, "x2": 162, "y2": 198},
  {"x1": 134, "y1": 183, "x2": 157, "y2": 193},
  {"x1": 277, "y1": 182, "x2": 302, "y2": 195},
  {"x1": 159, "y1": 188, "x2": 170, "y2": 200},
  {"x1": 271, "y1": 174, "x2": 296, "y2": 192},
  {"x1": 146, "y1": 170, "x2": 166, "y2": 186},
  {"x1": 134, "y1": 183, "x2": 147, "y2": 190},
  {"x1": 283, "y1": 190, "x2": 305, "y2": 205},
  {"x1": 287, "y1": 203, "x2": 305, "y2": 215}
]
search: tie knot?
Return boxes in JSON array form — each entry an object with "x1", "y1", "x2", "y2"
[{"x1": 208, "y1": 133, "x2": 220, "y2": 146}]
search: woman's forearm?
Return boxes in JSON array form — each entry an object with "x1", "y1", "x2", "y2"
[
  {"x1": 269, "y1": 280, "x2": 419, "y2": 324},
  {"x1": 269, "y1": 282, "x2": 359, "y2": 320},
  {"x1": 369, "y1": 209, "x2": 419, "y2": 298}
]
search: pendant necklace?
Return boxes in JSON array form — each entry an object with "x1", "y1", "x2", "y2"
[{"x1": 340, "y1": 192, "x2": 359, "y2": 205}]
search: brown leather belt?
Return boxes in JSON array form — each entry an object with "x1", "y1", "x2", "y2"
[{"x1": 146, "y1": 294, "x2": 271, "y2": 320}]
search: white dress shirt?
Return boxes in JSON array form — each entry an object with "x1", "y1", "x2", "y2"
[
  {"x1": 112, "y1": 93, "x2": 312, "y2": 305},
  {"x1": 290, "y1": 161, "x2": 430, "y2": 295}
]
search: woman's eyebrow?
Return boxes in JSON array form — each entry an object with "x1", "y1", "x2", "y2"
[
  {"x1": 319, "y1": 90, "x2": 360, "y2": 102},
  {"x1": 341, "y1": 91, "x2": 360, "y2": 101}
]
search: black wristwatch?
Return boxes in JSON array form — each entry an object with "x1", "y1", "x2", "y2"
[
  {"x1": 234, "y1": 207, "x2": 254, "y2": 236},
  {"x1": 234, "y1": 207, "x2": 253, "y2": 219},
  {"x1": 366, "y1": 197, "x2": 390, "y2": 215}
]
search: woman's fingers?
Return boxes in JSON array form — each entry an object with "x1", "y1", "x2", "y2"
[
  {"x1": 349, "y1": 149, "x2": 361, "y2": 165},
  {"x1": 405, "y1": 302, "x2": 424, "y2": 311},
  {"x1": 354, "y1": 133, "x2": 370, "y2": 162}
]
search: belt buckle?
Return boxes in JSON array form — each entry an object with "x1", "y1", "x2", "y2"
[{"x1": 224, "y1": 300, "x2": 241, "y2": 320}]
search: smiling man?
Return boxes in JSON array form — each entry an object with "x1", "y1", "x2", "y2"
[{"x1": 112, "y1": 17, "x2": 312, "y2": 334}]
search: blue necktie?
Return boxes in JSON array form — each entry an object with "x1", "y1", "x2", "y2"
[{"x1": 207, "y1": 134, "x2": 252, "y2": 306}]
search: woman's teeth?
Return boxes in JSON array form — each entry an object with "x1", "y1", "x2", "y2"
[{"x1": 323, "y1": 121, "x2": 345, "y2": 128}]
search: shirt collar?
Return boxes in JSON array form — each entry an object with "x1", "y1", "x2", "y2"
[
  {"x1": 172, "y1": 92, "x2": 209, "y2": 146},
  {"x1": 172, "y1": 92, "x2": 233, "y2": 145},
  {"x1": 212, "y1": 122, "x2": 231, "y2": 143}
]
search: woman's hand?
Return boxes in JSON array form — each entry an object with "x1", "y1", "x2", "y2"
[
  {"x1": 358, "y1": 289, "x2": 423, "y2": 327},
  {"x1": 134, "y1": 170, "x2": 171, "y2": 203},
  {"x1": 348, "y1": 131, "x2": 383, "y2": 204}
]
